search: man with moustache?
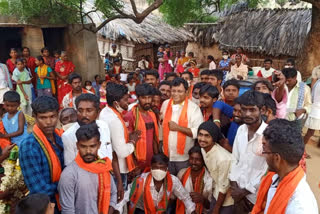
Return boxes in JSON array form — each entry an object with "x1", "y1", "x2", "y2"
[
  {"x1": 158, "y1": 80, "x2": 171, "y2": 103},
  {"x1": 58, "y1": 123, "x2": 118, "y2": 214},
  {"x1": 229, "y1": 90, "x2": 268, "y2": 214},
  {"x1": 19, "y1": 96, "x2": 64, "y2": 213},
  {"x1": 124, "y1": 83, "x2": 159, "y2": 171},
  {"x1": 62, "y1": 94, "x2": 124, "y2": 201}
]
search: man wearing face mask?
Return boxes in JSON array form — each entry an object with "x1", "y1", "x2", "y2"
[
  {"x1": 229, "y1": 90, "x2": 268, "y2": 214},
  {"x1": 191, "y1": 82, "x2": 206, "y2": 105},
  {"x1": 160, "y1": 78, "x2": 203, "y2": 176},
  {"x1": 124, "y1": 83, "x2": 159, "y2": 171},
  {"x1": 115, "y1": 154, "x2": 197, "y2": 214},
  {"x1": 99, "y1": 83, "x2": 141, "y2": 191}
]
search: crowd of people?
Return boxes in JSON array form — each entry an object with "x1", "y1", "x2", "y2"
[{"x1": 0, "y1": 44, "x2": 319, "y2": 214}]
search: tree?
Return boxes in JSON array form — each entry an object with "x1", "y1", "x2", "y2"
[
  {"x1": 0, "y1": 0, "x2": 163, "y2": 33},
  {"x1": 297, "y1": 0, "x2": 320, "y2": 77}
]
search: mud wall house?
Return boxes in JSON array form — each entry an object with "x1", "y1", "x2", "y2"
[
  {"x1": 187, "y1": 9, "x2": 311, "y2": 78},
  {"x1": 0, "y1": 16, "x2": 104, "y2": 82},
  {"x1": 86, "y1": 3, "x2": 194, "y2": 72}
]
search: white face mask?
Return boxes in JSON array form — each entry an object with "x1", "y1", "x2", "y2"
[
  {"x1": 187, "y1": 80, "x2": 191, "y2": 87},
  {"x1": 222, "y1": 55, "x2": 228, "y2": 60},
  {"x1": 192, "y1": 97, "x2": 200, "y2": 105},
  {"x1": 62, "y1": 123, "x2": 74, "y2": 131},
  {"x1": 86, "y1": 86, "x2": 92, "y2": 90},
  {"x1": 284, "y1": 65, "x2": 293, "y2": 68},
  {"x1": 151, "y1": 169, "x2": 167, "y2": 181}
]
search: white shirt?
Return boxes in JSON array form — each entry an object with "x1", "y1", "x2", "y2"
[
  {"x1": 264, "y1": 175, "x2": 318, "y2": 214},
  {"x1": 99, "y1": 106, "x2": 135, "y2": 173},
  {"x1": 138, "y1": 59, "x2": 149, "y2": 70},
  {"x1": 160, "y1": 99, "x2": 204, "y2": 161},
  {"x1": 62, "y1": 120, "x2": 112, "y2": 166},
  {"x1": 209, "y1": 61, "x2": 216, "y2": 70},
  {"x1": 0, "y1": 63, "x2": 12, "y2": 89},
  {"x1": 229, "y1": 122, "x2": 268, "y2": 204},
  {"x1": 116, "y1": 172, "x2": 196, "y2": 214}
]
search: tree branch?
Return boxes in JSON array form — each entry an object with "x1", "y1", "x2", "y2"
[{"x1": 130, "y1": 0, "x2": 139, "y2": 16}]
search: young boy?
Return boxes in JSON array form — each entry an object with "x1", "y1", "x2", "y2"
[
  {"x1": 0, "y1": 91, "x2": 29, "y2": 147},
  {"x1": 12, "y1": 58, "x2": 32, "y2": 115}
]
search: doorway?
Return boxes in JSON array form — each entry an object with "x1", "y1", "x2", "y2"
[
  {"x1": 42, "y1": 27, "x2": 65, "y2": 56},
  {"x1": 0, "y1": 27, "x2": 22, "y2": 63}
]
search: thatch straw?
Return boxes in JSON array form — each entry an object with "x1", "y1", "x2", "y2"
[{"x1": 189, "y1": 9, "x2": 311, "y2": 57}]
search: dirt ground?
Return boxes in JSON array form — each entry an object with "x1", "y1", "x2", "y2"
[{"x1": 305, "y1": 134, "x2": 320, "y2": 212}]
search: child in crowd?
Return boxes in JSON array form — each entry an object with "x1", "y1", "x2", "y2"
[
  {"x1": 22, "y1": 58, "x2": 36, "y2": 101},
  {"x1": 0, "y1": 104, "x2": 11, "y2": 149},
  {"x1": 12, "y1": 59, "x2": 32, "y2": 115},
  {"x1": 99, "y1": 80, "x2": 107, "y2": 108},
  {"x1": 188, "y1": 60, "x2": 200, "y2": 78},
  {"x1": 126, "y1": 73, "x2": 136, "y2": 96},
  {"x1": 157, "y1": 46, "x2": 164, "y2": 59},
  {"x1": 16, "y1": 193, "x2": 55, "y2": 214},
  {"x1": 53, "y1": 50, "x2": 61, "y2": 64},
  {"x1": 92, "y1": 75, "x2": 101, "y2": 97},
  {"x1": 35, "y1": 56, "x2": 55, "y2": 97},
  {"x1": 0, "y1": 91, "x2": 29, "y2": 147},
  {"x1": 84, "y1": 80, "x2": 96, "y2": 94},
  {"x1": 104, "y1": 53, "x2": 111, "y2": 72}
]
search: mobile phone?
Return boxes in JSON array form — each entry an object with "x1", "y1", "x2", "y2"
[{"x1": 272, "y1": 72, "x2": 279, "y2": 83}]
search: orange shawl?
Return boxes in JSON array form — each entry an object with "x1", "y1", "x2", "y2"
[
  {"x1": 176, "y1": 167, "x2": 205, "y2": 214},
  {"x1": 251, "y1": 166, "x2": 305, "y2": 214},
  {"x1": 68, "y1": 88, "x2": 89, "y2": 107},
  {"x1": 110, "y1": 107, "x2": 136, "y2": 172},
  {"x1": 0, "y1": 121, "x2": 11, "y2": 149},
  {"x1": 144, "y1": 172, "x2": 173, "y2": 213},
  {"x1": 188, "y1": 84, "x2": 194, "y2": 99},
  {"x1": 75, "y1": 154, "x2": 112, "y2": 214},
  {"x1": 132, "y1": 105, "x2": 159, "y2": 161},
  {"x1": 163, "y1": 98, "x2": 189, "y2": 156}
]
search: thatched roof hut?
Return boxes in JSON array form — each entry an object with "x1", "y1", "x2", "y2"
[
  {"x1": 86, "y1": 2, "x2": 193, "y2": 71},
  {"x1": 189, "y1": 8, "x2": 311, "y2": 57}
]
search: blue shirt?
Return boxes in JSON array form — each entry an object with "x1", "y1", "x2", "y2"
[
  {"x1": 219, "y1": 59, "x2": 231, "y2": 68},
  {"x1": 213, "y1": 101, "x2": 234, "y2": 118},
  {"x1": 19, "y1": 133, "x2": 64, "y2": 201},
  {"x1": 227, "y1": 122, "x2": 240, "y2": 146},
  {"x1": 2, "y1": 111, "x2": 28, "y2": 146}
]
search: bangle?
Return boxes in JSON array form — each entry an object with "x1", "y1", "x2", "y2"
[{"x1": 213, "y1": 119, "x2": 221, "y2": 123}]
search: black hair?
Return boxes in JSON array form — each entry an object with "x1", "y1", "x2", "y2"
[
  {"x1": 181, "y1": 71, "x2": 194, "y2": 80},
  {"x1": 53, "y1": 50, "x2": 61, "y2": 55},
  {"x1": 16, "y1": 58, "x2": 24, "y2": 64},
  {"x1": 127, "y1": 72, "x2": 135, "y2": 83},
  {"x1": 144, "y1": 70, "x2": 159, "y2": 79},
  {"x1": 16, "y1": 193, "x2": 50, "y2": 214},
  {"x1": 135, "y1": 83, "x2": 154, "y2": 97},
  {"x1": 32, "y1": 96, "x2": 59, "y2": 115},
  {"x1": 165, "y1": 72, "x2": 178, "y2": 80},
  {"x1": 151, "y1": 153, "x2": 169, "y2": 166},
  {"x1": 68, "y1": 73, "x2": 82, "y2": 84},
  {"x1": 84, "y1": 80, "x2": 92, "y2": 85},
  {"x1": 263, "y1": 93, "x2": 277, "y2": 116},
  {"x1": 171, "y1": 77, "x2": 188, "y2": 91},
  {"x1": 9, "y1": 48, "x2": 17, "y2": 53},
  {"x1": 238, "y1": 90, "x2": 265, "y2": 109},
  {"x1": 40, "y1": 47, "x2": 49, "y2": 53},
  {"x1": 94, "y1": 74, "x2": 100, "y2": 80},
  {"x1": 152, "y1": 88, "x2": 162, "y2": 96},
  {"x1": 282, "y1": 68, "x2": 297, "y2": 79},
  {"x1": 197, "y1": 121, "x2": 222, "y2": 142},
  {"x1": 199, "y1": 84, "x2": 219, "y2": 99},
  {"x1": 222, "y1": 50, "x2": 229, "y2": 55},
  {"x1": 252, "y1": 79, "x2": 274, "y2": 92},
  {"x1": 207, "y1": 55, "x2": 214, "y2": 61},
  {"x1": 36, "y1": 55, "x2": 44, "y2": 63},
  {"x1": 75, "y1": 93, "x2": 100, "y2": 110},
  {"x1": 187, "y1": 52, "x2": 194, "y2": 57},
  {"x1": 159, "y1": 80, "x2": 171, "y2": 88},
  {"x1": 193, "y1": 82, "x2": 206, "y2": 92},
  {"x1": 188, "y1": 145, "x2": 203, "y2": 156},
  {"x1": 264, "y1": 58, "x2": 273, "y2": 64},
  {"x1": 237, "y1": 47, "x2": 244, "y2": 51},
  {"x1": 208, "y1": 69, "x2": 224, "y2": 81},
  {"x1": 76, "y1": 122, "x2": 100, "y2": 142},
  {"x1": 263, "y1": 119, "x2": 304, "y2": 165},
  {"x1": 200, "y1": 70, "x2": 210, "y2": 76},
  {"x1": 223, "y1": 79, "x2": 240, "y2": 90},
  {"x1": 286, "y1": 58, "x2": 295, "y2": 67},
  {"x1": 106, "y1": 83, "x2": 128, "y2": 106},
  {"x1": 3, "y1": 91, "x2": 20, "y2": 103},
  {"x1": 22, "y1": 47, "x2": 30, "y2": 52}
]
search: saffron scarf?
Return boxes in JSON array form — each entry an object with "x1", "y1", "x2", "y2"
[
  {"x1": 68, "y1": 88, "x2": 89, "y2": 107},
  {"x1": 37, "y1": 64, "x2": 56, "y2": 94},
  {"x1": 33, "y1": 124, "x2": 62, "y2": 208},
  {"x1": 0, "y1": 121, "x2": 11, "y2": 149},
  {"x1": 110, "y1": 107, "x2": 136, "y2": 172},
  {"x1": 75, "y1": 154, "x2": 112, "y2": 214},
  {"x1": 251, "y1": 166, "x2": 305, "y2": 214},
  {"x1": 132, "y1": 105, "x2": 159, "y2": 161},
  {"x1": 176, "y1": 167, "x2": 205, "y2": 214},
  {"x1": 188, "y1": 85, "x2": 194, "y2": 100},
  {"x1": 163, "y1": 98, "x2": 189, "y2": 156}
]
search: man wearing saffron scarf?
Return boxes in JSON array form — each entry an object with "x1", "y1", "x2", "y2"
[
  {"x1": 115, "y1": 154, "x2": 196, "y2": 214},
  {"x1": 124, "y1": 83, "x2": 159, "y2": 171},
  {"x1": 198, "y1": 121, "x2": 234, "y2": 214},
  {"x1": 176, "y1": 146, "x2": 212, "y2": 214},
  {"x1": 55, "y1": 51, "x2": 75, "y2": 104},
  {"x1": 99, "y1": 83, "x2": 141, "y2": 190},
  {"x1": 19, "y1": 96, "x2": 63, "y2": 214},
  {"x1": 160, "y1": 77, "x2": 203, "y2": 175},
  {"x1": 252, "y1": 119, "x2": 318, "y2": 214},
  {"x1": 62, "y1": 73, "x2": 91, "y2": 108},
  {"x1": 58, "y1": 123, "x2": 117, "y2": 214}
]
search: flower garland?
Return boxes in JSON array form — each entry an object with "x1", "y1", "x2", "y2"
[{"x1": 0, "y1": 146, "x2": 27, "y2": 214}]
